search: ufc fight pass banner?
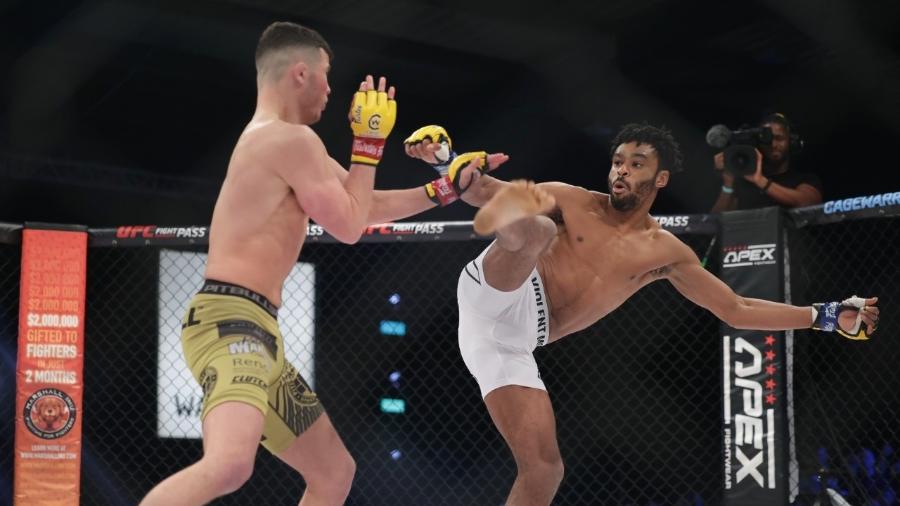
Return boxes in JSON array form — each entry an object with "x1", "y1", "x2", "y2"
[
  {"x1": 14, "y1": 226, "x2": 87, "y2": 505},
  {"x1": 719, "y1": 207, "x2": 789, "y2": 505}
]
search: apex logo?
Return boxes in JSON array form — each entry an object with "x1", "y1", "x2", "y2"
[
  {"x1": 724, "y1": 335, "x2": 778, "y2": 492},
  {"x1": 723, "y1": 244, "x2": 776, "y2": 269}
]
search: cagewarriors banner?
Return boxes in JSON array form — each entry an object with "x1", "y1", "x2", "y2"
[
  {"x1": 14, "y1": 226, "x2": 87, "y2": 505},
  {"x1": 720, "y1": 207, "x2": 789, "y2": 505}
]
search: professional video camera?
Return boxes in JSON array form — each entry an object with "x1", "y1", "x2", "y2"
[{"x1": 705, "y1": 124, "x2": 773, "y2": 175}]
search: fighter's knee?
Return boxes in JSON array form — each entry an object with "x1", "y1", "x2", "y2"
[
  {"x1": 333, "y1": 452, "x2": 356, "y2": 490},
  {"x1": 200, "y1": 456, "x2": 255, "y2": 495},
  {"x1": 305, "y1": 450, "x2": 356, "y2": 502},
  {"x1": 518, "y1": 454, "x2": 565, "y2": 489}
]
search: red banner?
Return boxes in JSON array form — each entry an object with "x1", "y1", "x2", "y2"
[{"x1": 14, "y1": 228, "x2": 87, "y2": 505}]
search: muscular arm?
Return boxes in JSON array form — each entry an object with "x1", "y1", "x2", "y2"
[
  {"x1": 761, "y1": 181, "x2": 822, "y2": 208},
  {"x1": 277, "y1": 128, "x2": 376, "y2": 244},
  {"x1": 662, "y1": 234, "x2": 812, "y2": 330},
  {"x1": 325, "y1": 157, "x2": 438, "y2": 224}
]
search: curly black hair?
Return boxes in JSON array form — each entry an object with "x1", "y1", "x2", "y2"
[{"x1": 609, "y1": 123, "x2": 683, "y2": 174}]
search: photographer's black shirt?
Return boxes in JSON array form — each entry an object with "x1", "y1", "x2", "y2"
[{"x1": 733, "y1": 170, "x2": 823, "y2": 210}]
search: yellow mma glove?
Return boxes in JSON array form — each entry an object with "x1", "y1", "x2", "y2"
[
  {"x1": 349, "y1": 87, "x2": 397, "y2": 166},
  {"x1": 423, "y1": 151, "x2": 487, "y2": 206},
  {"x1": 404, "y1": 125, "x2": 456, "y2": 174}
]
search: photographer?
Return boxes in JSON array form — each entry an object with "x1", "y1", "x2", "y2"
[{"x1": 711, "y1": 113, "x2": 823, "y2": 212}]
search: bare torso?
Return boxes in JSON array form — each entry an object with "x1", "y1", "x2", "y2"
[
  {"x1": 537, "y1": 184, "x2": 680, "y2": 342},
  {"x1": 205, "y1": 119, "x2": 310, "y2": 306}
]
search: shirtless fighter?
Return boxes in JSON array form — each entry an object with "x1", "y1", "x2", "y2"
[
  {"x1": 140, "y1": 22, "x2": 504, "y2": 506},
  {"x1": 406, "y1": 122, "x2": 880, "y2": 506}
]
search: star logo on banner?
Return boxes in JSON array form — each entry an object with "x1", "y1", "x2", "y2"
[
  {"x1": 765, "y1": 379, "x2": 777, "y2": 390},
  {"x1": 765, "y1": 335, "x2": 776, "y2": 346},
  {"x1": 766, "y1": 365, "x2": 777, "y2": 375},
  {"x1": 766, "y1": 394, "x2": 777, "y2": 405},
  {"x1": 765, "y1": 350, "x2": 776, "y2": 361}
]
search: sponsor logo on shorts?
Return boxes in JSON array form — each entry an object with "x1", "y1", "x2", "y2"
[
  {"x1": 531, "y1": 276, "x2": 548, "y2": 347},
  {"x1": 228, "y1": 337, "x2": 265, "y2": 356},
  {"x1": 217, "y1": 320, "x2": 278, "y2": 358},
  {"x1": 232, "y1": 375, "x2": 267, "y2": 390},
  {"x1": 232, "y1": 357, "x2": 272, "y2": 373},
  {"x1": 199, "y1": 367, "x2": 218, "y2": 405},
  {"x1": 24, "y1": 388, "x2": 77, "y2": 439},
  {"x1": 722, "y1": 244, "x2": 776, "y2": 269}
]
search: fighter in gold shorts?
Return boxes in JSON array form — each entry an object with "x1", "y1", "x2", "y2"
[
  {"x1": 181, "y1": 280, "x2": 323, "y2": 453},
  {"x1": 141, "y1": 21, "x2": 502, "y2": 505}
]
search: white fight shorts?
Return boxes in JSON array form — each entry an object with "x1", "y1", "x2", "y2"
[{"x1": 457, "y1": 242, "x2": 550, "y2": 398}]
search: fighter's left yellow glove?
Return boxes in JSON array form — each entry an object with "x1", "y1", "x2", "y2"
[
  {"x1": 348, "y1": 84, "x2": 397, "y2": 166},
  {"x1": 404, "y1": 125, "x2": 456, "y2": 175},
  {"x1": 423, "y1": 151, "x2": 488, "y2": 206}
]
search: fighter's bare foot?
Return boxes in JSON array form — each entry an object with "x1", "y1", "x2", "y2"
[{"x1": 473, "y1": 180, "x2": 556, "y2": 235}]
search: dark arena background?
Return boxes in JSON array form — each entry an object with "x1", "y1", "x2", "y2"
[{"x1": 1, "y1": 1, "x2": 899, "y2": 505}]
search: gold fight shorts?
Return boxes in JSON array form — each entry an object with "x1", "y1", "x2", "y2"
[{"x1": 180, "y1": 279, "x2": 324, "y2": 453}]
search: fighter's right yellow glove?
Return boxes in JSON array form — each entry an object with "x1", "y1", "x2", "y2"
[
  {"x1": 423, "y1": 151, "x2": 488, "y2": 206},
  {"x1": 348, "y1": 86, "x2": 397, "y2": 166}
]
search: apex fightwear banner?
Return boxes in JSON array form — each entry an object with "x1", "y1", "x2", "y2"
[
  {"x1": 720, "y1": 207, "x2": 789, "y2": 505},
  {"x1": 14, "y1": 226, "x2": 87, "y2": 505}
]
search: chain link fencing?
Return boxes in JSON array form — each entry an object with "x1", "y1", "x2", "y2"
[
  {"x1": 68, "y1": 228, "x2": 721, "y2": 505},
  {"x1": 1, "y1": 208, "x2": 894, "y2": 505},
  {"x1": 786, "y1": 213, "x2": 900, "y2": 506}
]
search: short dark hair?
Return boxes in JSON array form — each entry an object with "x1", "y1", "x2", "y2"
[
  {"x1": 610, "y1": 123, "x2": 683, "y2": 173},
  {"x1": 760, "y1": 112, "x2": 792, "y2": 133},
  {"x1": 255, "y1": 21, "x2": 333, "y2": 73}
]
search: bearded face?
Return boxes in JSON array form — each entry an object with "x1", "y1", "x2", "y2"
[{"x1": 608, "y1": 175, "x2": 656, "y2": 211}]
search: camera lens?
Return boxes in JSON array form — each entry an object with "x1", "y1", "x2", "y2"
[{"x1": 725, "y1": 145, "x2": 758, "y2": 176}]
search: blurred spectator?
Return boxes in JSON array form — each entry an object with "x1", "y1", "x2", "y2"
[{"x1": 711, "y1": 113, "x2": 823, "y2": 212}]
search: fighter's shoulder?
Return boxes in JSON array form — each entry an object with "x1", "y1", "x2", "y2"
[
  {"x1": 536, "y1": 181, "x2": 593, "y2": 200},
  {"x1": 651, "y1": 225, "x2": 697, "y2": 263},
  {"x1": 273, "y1": 122, "x2": 325, "y2": 151},
  {"x1": 243, "y1": 121, "x2": 323, "y2": 154}
]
